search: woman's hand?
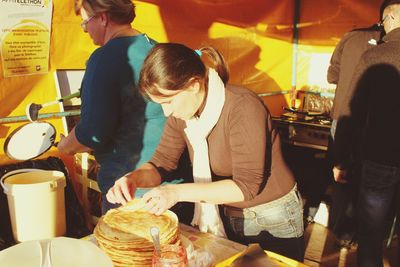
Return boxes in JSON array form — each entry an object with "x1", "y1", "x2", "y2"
[
  {"x1": 106, "y1": 175, "x2": 136, "y2": 205},
  {"x1": 57, "y1": 134, "x2": 67, "y2": 154},
  {"x1": 106, "y1": 163, "x2": 163, "y2": 205},
  {"x1": 332, "y1": 166, "x2": 347, "y2": 183},
  {"x1": 57, "y1": 128, "x2": 92, "y2": 155},
  {"x1": 142, "y1": 185, "x2": 180, "y2": 215}
]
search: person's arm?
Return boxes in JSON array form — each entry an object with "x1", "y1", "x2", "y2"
[
  {"x1": 106, "y1": 162, "x2": 162, "y2": 204},
  {"x1": 74, "y1": 50, "x2": 123, "y2": 152},
  {"x1": 332, "y1": 166, "x2": 348, "y2": 183},
  {"x1": 142, "y1": 180, "x2": 244, "y2": 215},
  {"x1": 227, "y1": 93, "x2": 269, "y2": 201},
  {"x1": 57, "y1": 127, "x2": 92, "y2": 155},
  {"x1": 327, "y1": 32, "x2": 352, "y2": 84},
  {"x1": 150, "y1": 117, "x2": 187, "y2": 171},
  {"x1": 327, "y1": 43, "x2": 343, "y2": 84},
  {"x1": 176, "y1": 180, "x2": 244, "y2": 203},
  {"x1": 333, "y1": 55, "x2": 370, "y2": 172},
  {"x1": 107, "y1": 117, "x2": 186, "y2": 204}
]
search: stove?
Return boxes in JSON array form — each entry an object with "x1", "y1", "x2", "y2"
[{"x1": 273, "y1": 113, "x2": 331, "y2": 151}]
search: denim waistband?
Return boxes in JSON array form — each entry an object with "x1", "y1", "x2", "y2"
[{"x1": 224, "y1": 184, "x2": 300, "y2": 218}]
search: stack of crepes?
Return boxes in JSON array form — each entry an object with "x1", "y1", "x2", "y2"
[{"x1": 94, "y1": 200, "x2": 180, "y2": 267}]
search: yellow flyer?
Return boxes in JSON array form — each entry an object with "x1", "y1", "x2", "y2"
[{"x1": 0, "y1": 0, "x2": 52, "y2": 77}]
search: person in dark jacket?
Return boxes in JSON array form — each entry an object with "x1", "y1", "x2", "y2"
[
  {"x1": 327, "y1": 23, "x2": 383, "y2": 248},
  {"x1": 334, "y1": 0, "x2": 400, "y2": 266}
]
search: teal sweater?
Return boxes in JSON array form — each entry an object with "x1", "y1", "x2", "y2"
[{"x1": 75, "y1": 34, "x2": 166, "y2": 192}]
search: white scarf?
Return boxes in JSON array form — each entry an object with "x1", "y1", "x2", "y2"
[{"x1": 184, "y1": 68, "x2": 227, "y2": 237}]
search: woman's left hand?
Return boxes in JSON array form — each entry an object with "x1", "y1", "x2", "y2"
[
  {"x1": 332, "y1": 166, "x2": 347, "y2": 183},
  {"x1": 142, "y1": 185, "x2": 180, "y2": 215}
]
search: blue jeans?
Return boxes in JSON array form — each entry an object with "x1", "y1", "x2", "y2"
[
  {"x1": 221, "y1": 185, "x2": 305, "y2": 262},
  {"x1": 357, "y1": 160, "x2": 400, "y2": 267}
]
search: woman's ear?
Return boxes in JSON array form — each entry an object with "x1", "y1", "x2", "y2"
[
  {"x1": 189, "y1": 82, "x2": 202, "y2": 97},
  {"x1": 187, "y1": 78, "x2": 202, "y2": 94},
  {"x1": 99, "y1": 12, "x2": 108, "y2": 27}
]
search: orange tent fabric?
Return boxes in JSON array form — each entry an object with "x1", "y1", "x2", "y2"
[{"x1": 0, "y1": 0, "x2": 385, "y2": 165}]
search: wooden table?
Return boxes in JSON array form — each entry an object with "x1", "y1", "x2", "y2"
[
  {"x1": 179, "y1": 223, "x2": 246, "y2": 263},
  {"x1": 217, "y1": 250, "x2": 310, "y2": 267},
  {"x1": 86, "y1": 223, "x2": 308, "y2": 266},
  {"x1": 179, "y1": 224, "x2": 309, "y2": 266}
]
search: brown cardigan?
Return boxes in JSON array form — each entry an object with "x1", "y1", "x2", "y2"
[{"x1": 150, "y1": 84, "x2": 295, "y2": 209}]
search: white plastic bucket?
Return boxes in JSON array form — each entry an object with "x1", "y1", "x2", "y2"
[{"x1": 0, "y1": 169, "x2": 66, "y2": 243}]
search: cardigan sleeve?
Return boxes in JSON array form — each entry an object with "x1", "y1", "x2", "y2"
[
  {"x1": 149, "y1": 117, "x2": 187, "y2": 173},
  {"x1": 227, "y1": 94, "x2": 270, "y2": 201}
]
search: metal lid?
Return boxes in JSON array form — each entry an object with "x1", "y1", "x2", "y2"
[{"x1": 4, "y1": 122, "x2": 56, "y2": 161}]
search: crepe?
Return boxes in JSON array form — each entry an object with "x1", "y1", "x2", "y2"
[
  {"x1": 103, "y1": 209, "x2": 175, "y2": 239},
  {"x1": 94, "y1": 201, "x2": 180, "y2": 267}
]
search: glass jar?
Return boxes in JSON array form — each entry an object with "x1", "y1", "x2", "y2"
[{"x1": 152, "y1": 244, "x2": 188, "y2": 267}]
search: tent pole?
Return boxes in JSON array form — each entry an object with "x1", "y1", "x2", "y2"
[
  {"x1": 291, "y1": 0, "x2": 301, "y2": 108},
  {"x1": 0, "y1": 110, "x2": 81, "y2": 124}
]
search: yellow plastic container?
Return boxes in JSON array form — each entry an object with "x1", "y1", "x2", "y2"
[{"x1": 0, "y1": 169, "x2": 66, "y2": 242}]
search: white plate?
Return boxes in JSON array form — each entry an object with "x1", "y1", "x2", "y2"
[{"x1": 0, "y1": 237, "x2": 113, "y2": 267}]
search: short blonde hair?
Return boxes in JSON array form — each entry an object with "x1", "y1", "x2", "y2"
[{"x1": 74, "y1": 0, "x2": 135, "y2": 24}]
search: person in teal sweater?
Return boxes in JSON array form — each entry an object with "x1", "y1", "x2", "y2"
[{"x1": 57, "y1": 0, "x2": 166, "y2": 214}]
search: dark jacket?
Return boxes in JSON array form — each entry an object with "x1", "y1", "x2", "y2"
[
  {"x1": 334, "y1": 27, "x2": 400, "y2": 168},
  {"x1": 328, "y1": 25, "x2": 383, "y2": 120}
]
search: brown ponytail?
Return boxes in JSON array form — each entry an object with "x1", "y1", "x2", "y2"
[
  {"x1": 139, "y1": 43, "x2": 229, "y2": 99},
  {"x1": 197, "y1": 46, "x2": 229, "y2": 85}
]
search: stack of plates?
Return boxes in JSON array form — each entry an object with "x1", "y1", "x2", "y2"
[{"x1": 94, "y1": 201, "x2": 180, "y2": 267}]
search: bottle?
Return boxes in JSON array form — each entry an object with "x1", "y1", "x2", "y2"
[{"x1": 152, "y1": 244, "x2": 188, "y2": 267}]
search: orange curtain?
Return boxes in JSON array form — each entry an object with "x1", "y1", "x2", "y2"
[{"x1": 0, "y1": 0, "x2": 385, "y2": 165}]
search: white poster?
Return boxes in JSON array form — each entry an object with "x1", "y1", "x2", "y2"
[{"x1": 0, "y1": 0, "x2": 53, "y2": 77}]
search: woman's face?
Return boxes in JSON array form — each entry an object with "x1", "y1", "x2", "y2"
[
  {"x1": 151, "y1": 81, "x2": 205, "y2": 120},
  {"x1": 80, "y1": 7, "x2": 105, "y2": 46}
]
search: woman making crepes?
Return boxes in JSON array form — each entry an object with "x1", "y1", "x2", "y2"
[{"x1": 107, "y1": 43, "x2": 304, "y2": 261}]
